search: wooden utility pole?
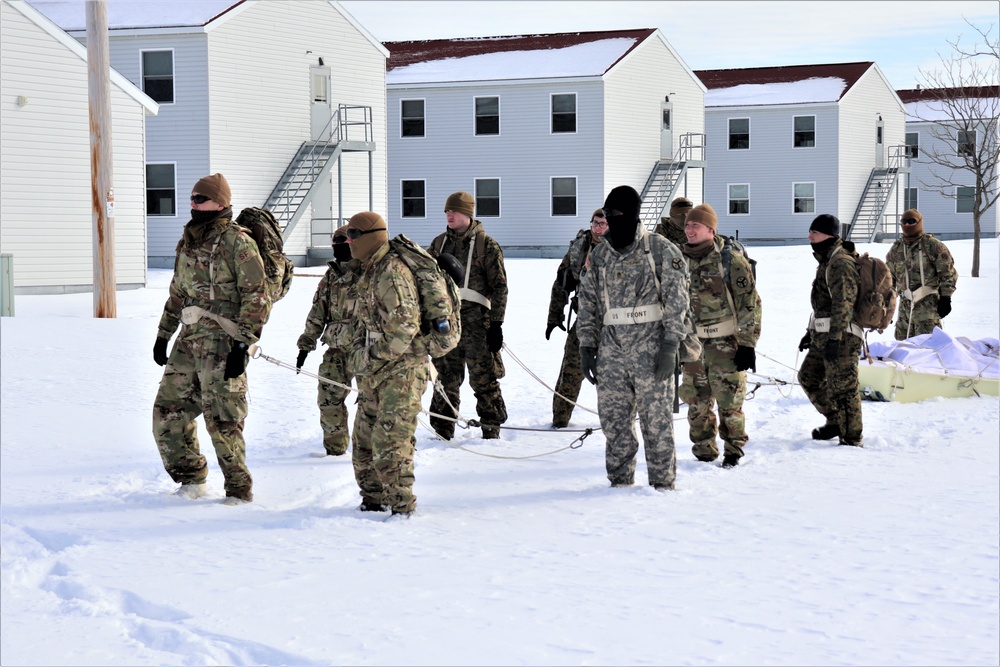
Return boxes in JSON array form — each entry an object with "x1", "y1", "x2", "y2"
[{"x1": 87, "y1": 0, "x2": 116, "y2": 317}]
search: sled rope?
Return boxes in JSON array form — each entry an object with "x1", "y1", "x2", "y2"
[{"x1": 501, "y1": 343, "x2": 599, "y2": 415}]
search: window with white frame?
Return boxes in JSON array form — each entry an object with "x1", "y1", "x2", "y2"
[
  {"x1": 401, "y1": 100, "x2": 425, "y2": 138},
  {"x1": 146, "y1": 164, "x2": 176, "y2": 216},
  {"x1": 958, "y1": 130, "x2": 976, "y2": 157},
  {"x1": 793, "y1": 116, "x2": 816, "y2": 148},
  {"x1": 475, "y1": 97, "x2": 499, "y2": 136},
  {"x1": 905, "y1": 132, "x2": 919, "y2": 158},
  {"x1": 475, "y1": 178, "x2": 500, "y2": 216},
  {"x1": 551, "y1": 177, "x2": 577, "y2": 215},
  {"x1": 729, "y1": 184, "x2": 749, "y2": 215},
  {"x1": 551, "y1": 94, "x2": 576, "y2": 133},
  {"x1": 957, "y1": 186, "x2": 975, "y2": 213},
  {"x1": 904, "y1": 188, "x2": 918, "y2": 210},
  {"x1": 793, "y1": 182, "x2": 815, "y2": 213},
  {"x1": 729, "y1": 118, "x2": 749, "y2": 150},
  {"x1": 401, "y1": 180, "x2": 426, "y2": 217},
  {"x1": 141, "y1": 51, "x2": 173, "y2": 103}
]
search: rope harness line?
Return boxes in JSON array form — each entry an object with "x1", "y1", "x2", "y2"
[{"x1": 502, "y1": 343, "x2": 599, "y2": 415}]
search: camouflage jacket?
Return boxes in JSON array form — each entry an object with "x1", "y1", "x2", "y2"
[
  {"x1": 157, "y1": 210, "x2": 270, "y2": 344},
  {"x1": 885, "y1": 233, "x2": 958, "y2": 299},
  {"x1": 429, "y1": 219, "x2": 508, "y2": 327},
  {"x1": 351, "y1": 242, "x2": 427, "y2": 385},
  {"x1": 577, "y1": 226, "x2": 690, "y2": 352},
  {"x1": 811, "y1": 239, "x2": 860, "y2": 341},
  {"x1": 683, "y1": 237, "x2": 762, "y2": 348},
  {"x1": 547, "y1": 229, "x2": 600, "y2": 327},
  {"x1": 654, "y1": 215, "x2": 688, "y2": 248},
  {"x1": 296, "y1": 258, "x2": 362, "y2": 352}
]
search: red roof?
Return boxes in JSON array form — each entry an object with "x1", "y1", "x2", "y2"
[
  {"x1": 897, "y1": 86, "x2": 1000, "y2": 102},
  {"x1": 695, "y1": 62, "x2": 875, "y2": 99},
  {"x1": 385, "y1": 28, "x2": 657, "y2": 74}
]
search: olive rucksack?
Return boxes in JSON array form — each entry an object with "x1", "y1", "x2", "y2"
[
  {"x1": 853, "y1": 253, "x2": 896, "y2": 333},
  {"x1": 388, "y1": 234, "x2": 461, "y2": 358},
  {"x1": 719, "y1": 234, "x2": 757, "y2": 284},
  {"x1": 827, "y1": 248, "x2": 896, "y2": 333},
  {"x1": 236, "y1": 207, "x2": 294, "y2": 303}
]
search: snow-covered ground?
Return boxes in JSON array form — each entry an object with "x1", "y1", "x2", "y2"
[{"x1": 2, "y1": 238, "x2": 998, "y2": 666}]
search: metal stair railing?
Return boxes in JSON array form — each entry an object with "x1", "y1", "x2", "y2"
[
  {"x1": 639, "y1": 133, "x2": 706, "y2": 230},
  {"x1": 847, "y1": 145, "x2": 906, "y2": 242},
  {"x1": 264, "y1": 104, "x2": 374, "y2": 241}
]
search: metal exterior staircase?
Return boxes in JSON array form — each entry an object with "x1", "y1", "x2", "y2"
[
  {"x1": 639, "y1": 133, "x2": 706, "y2": 230},
  {"x1": 265, "y1": 104, "x2": 375, "y2": 241},
  {"x1": 846, "y1": 146, "x2": 907, "y2": 243}
]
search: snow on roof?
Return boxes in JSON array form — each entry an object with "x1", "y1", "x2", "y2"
[
  {"x1": 696, "y1": 62, "x2": 873, "y2": 107},
  {"x1": 898, "y1": 86, "x2": 1000, "y2": 122},
  {"x1": 386, "y1": 29, "x2": 654, "y2": 85},
  {"x1": 26, "y1": 0, "x2": 243, "y2": 31}
]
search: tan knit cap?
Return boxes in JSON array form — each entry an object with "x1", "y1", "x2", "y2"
[
  {"x1": 192, "y1": 173, "x2": 231, "y2": 208},
  {"x1": 685, "y1": 203, "x2": 718, "y2": 231},
  {"x1": 444, "y1": 191, "x2": 475, "y2": 219}
]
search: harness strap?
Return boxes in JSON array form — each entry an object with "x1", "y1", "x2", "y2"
[{"x1": 180, "y1": 305, "x2": 240, "y2": 339}]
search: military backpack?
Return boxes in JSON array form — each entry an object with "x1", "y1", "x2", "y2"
[
  {"x1": 389, "y1": 234, "x2": 462, "y2": 358},
  {"x1": 236, "y1": 207, "x2": 294, "y2": 303},
  {"x1": 827, "y1": 247, "x2": 896, "y2": 333},
  {"x1": 719, "y1": 234, "x2": 757, "y2": 285}
]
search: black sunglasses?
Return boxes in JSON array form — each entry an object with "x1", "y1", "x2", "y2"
[
  {"x1": 346, "y1": 226, "x2": 386, "y2": 240},
  {"x1": 190, "y1": 194, "x2": 211, "y2": 204},
  {"x1": 901, "y1": 218, "x2": 919, "y2": 224}
]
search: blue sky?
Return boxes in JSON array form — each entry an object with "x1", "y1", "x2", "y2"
[{"x1": 340, "y1": 0, "x2": 999, "y2": 88}]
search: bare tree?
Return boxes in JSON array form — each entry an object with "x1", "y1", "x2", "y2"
[{"x1": 907, "y1": 19, "x2": 999, "y2": 277}]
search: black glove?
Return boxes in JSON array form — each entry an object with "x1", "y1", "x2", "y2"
[
  {"x1": 937, "y1": 295, "x2": 952, "y2": 318},
  {"x1": 823, "y1": 338, "x2": 840, "y2": 363},
  {"x1": 153, "y1": 337, "x2": 169, "y2": 366},
  {"x1": 487, "y1": 321, "x2": 504, "y2": 353},
  {"x1": 653, "y1": 339, "x2": 679, "y2": 382},
  {"x1": 798, "y1": 331, "x2": 812, "y2": 352},
  {"x1": 545, "y1": 321, "x2": 566, "y2": 340},
  {"x1": 436, "y1": 253, "x2": 465, "y2": 285},
  {"x1": 296, "y1": 349, "x2": 309, "y2": 373},
  {"x1": 580, "y1": 346, "x2": 598, "y2": 385},
  {"x1": 734, "y1": 345, "x2": 757, "y2": 372},
  {"x1": 224, "y1": 340, "x2": 249, "y2": 379}
]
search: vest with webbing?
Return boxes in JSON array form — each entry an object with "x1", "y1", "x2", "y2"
[
  {"x1": 900, "y1": 236, "x2": 939, "y2": 303},
  {"x1": 687, "y1": 240, "x2": 746, "y2": 340},
  {"x1": 174, "y1": 227, "x2": 244, "y2": 338},
  {"x1": 432, "y1": 229, "x2": 491, "y2": 310},
  {"x1": 599, "y1": 232, "x2": 666, "y2": 327}
]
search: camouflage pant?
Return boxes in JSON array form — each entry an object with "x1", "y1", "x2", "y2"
[
  {"x1": 429, "y1": 320, "x2": 507, "y2": 438},
  {"x1": 152, "y1": 334, "x2": 253, "y2": 500},
  {"x1": 894, "y1": 294, "x2": 943, "y2": 340},
  {"x1": 797, "y1": 334, "x2": 864, "y2": 444},
  {"x1": 317, "y1": 348, "x2": 353, "y2": 455},
  {"x1": 596, "y1": 345, "x2": 676, "y2": 488},
  {"x1": 352, "y1": 363, "x2": 428, "y2": 513},
  {"x1": 552, "y1": 322, "x2": 584, "y2": 427},
  {"x1": 679, "y1": 336, "x2": 747, "y2": 461}
]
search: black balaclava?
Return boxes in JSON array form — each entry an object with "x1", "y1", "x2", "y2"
[
  {"x1": 603, "y1": 185, "x2": 642, "y2": 251},
  {"x1": 332, "y1": 239, "x2": 352, "y2": 262},
  {"x1": 809, "y1": 213, "x2": 840, "y2": 256}
]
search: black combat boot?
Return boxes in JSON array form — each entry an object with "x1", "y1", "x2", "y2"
[
  {"x1": 359, "y1": 500, "x2": 388, "y2": 512},
  {"x1": 811, "y1": 423, "x2": 841, "y2": 440},
  {"x1": 721, "y1": 454, "x2": 741, "y2": 468}
]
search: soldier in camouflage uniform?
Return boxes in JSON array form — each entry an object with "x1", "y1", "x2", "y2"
[
  {"x1": 295, "y1": 226, "x2": 360, "y2": 457},
  {"x1": 796, "y1": 214, "x2": 864, "y2": 448},
  {"x1": 152, "y1": 174, "x2": 271, "y2": 504},
  {"x1": 346, "y1": 212, "x2": 429, "y2": 517},
  {"x1": 678, "y1": 204, "x2": 762, "y2": 468},
  {"x1": 577, "y1": 186, "x2": 690, "y2": 490},
  {"x1": 654, "y1": 196, "x2": 693, "y2": 248},
  {"x1": 427, "y1": 192, "x2": 509, "y2": 440},
  {"x1": 545, "y1": 208, "x2": 606, "y2": 428},
  {"x1": 885, "y1": 209, "x2": 958, "y2": 340}
]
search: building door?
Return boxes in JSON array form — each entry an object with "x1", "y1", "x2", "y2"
[
  {"x1": 310, "y1": 65, "x2": 332, "y2": 140},
  {"x1": 660, "y1": 97, "x2": 674, "y2": 160},
  {"x1": 875, "y1": 115, "x2": 885, "y2": 169},
  {"x1": 310, "y1": 64, "x2": 334, "y2": 246}
]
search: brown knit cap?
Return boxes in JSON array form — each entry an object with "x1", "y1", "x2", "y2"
[
  {"x1": 444, "y1": 191, "x2": 475, "y2": 219},
  {"x1": 685, "y1": 203, "x2": 718, "y2": 231},
  {"x1": 670, "y1": 197, "x2": 693, "y2": 217},
  {"x1": 901, "y1": 208, "x2": 924, "y2": 237},
  {"x1": 192, "y1": 173, "x2": 231, "y2": 208},
  {"x1": 347, "y1": 211, "x2": 388, "y2": 262},
  {"x1": 332, "y1": 224, "x2": 350, "y2": 244},
  {"x1": 592, "y1": 208, "x2": 606, "y2": 220}
]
